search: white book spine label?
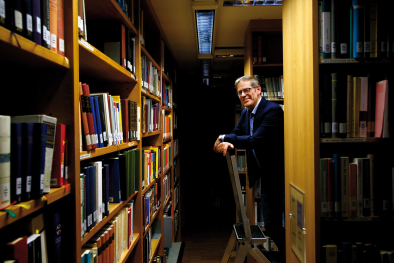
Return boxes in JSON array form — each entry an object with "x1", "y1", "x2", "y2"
[
  {"x1": 14, "y1": 10, "x2": 22, "y2": 30},
  {"x1": 0, "y1": 182, "x2": 9, "y2": 204},
  {"x1": 341, "y1": 43, "x2": 347, "y2": 54},
  {"x1": 26, "y1": 14, "x2": 32, "y2": 32},
  {"x1": 36, "y1": 17, "x2": 41, "y2": 33},
  {"x1": 26, "y1": 176, "x2": 32, "y2": 192},
  {"x1": 78, "y1": 16, "x2": 83, "y2": 30},
  {"x1": 16, "y1": 177, "x2": 21, "y2": 195},
  {"x1": 40, "y1": 172, "x2": 45, "y2": 190},
  {"x1": 59, "y1": 38, "x2": 65, "y2": 52},
  {"x1": 0, "y1": 1, "x2": 5, "y2": 19}
]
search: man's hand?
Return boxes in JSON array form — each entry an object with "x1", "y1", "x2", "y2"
[
  {"x1": 214, "y1": 142, "x2": 234, "y2": 156},
  {"x1": 213, "y1": 136, "x2": 222, "y2": 152}
]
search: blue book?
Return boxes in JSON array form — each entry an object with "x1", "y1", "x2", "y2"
[
  {"x1": 82, "y1": 166, "x2": 91, "y2": 232},
  {"x1": 11, "y1": 123, "x2": 22, "y2": 204},
  {"x1": 352, "y1": 0, "x2": 364, "y2": 58},
  {"x1": 105, "y1": 157, "x2": 121, "y2": 203},
  {"x1": 90, "y1": 97, "x2": 99, "y2": 148},
  {"x1": 322, "y1": 0, "x2": 331, "y2": 58},
  {"x1": 23, "y1": 0, "x2": 33, "y2": 41},
  {"x1": 103, "y1": 163, "x2": 110, "y2": 216},
  {"x1": 21, "y1": 123, "x2": 34, "y2": 202},
  {"x1": 32, "y1": 0, "x2": 41, "y2": 45},
  {"x1": 119, "y1": 153, "x2": 128, "y2": 200},
  {"x1": 53, "y1": 212, "x2": 62, "y2": 263},
  {"x1": 89, "y1": 165, "x2": 97, "y2": 228},
  {"x1": 31, "y1": 123, "x2": 47, "y2": 199},
  {"x1": 93, "y1": 97, "x2": 104, "y2": 148},
  {"x1": 332, "y1": 154, "x2": 341, "y2": 217}
]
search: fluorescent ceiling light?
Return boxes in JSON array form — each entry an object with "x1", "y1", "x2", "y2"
[
  {"x1": 195, "y1": 10, "x2": 215, "y2": 54},
  {"x1": 223, "y1": 0, "x2": 282, "y2": 6}
]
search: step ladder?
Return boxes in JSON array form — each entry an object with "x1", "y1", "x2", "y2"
[{"x1": 221, "y1": 150, "x2": 271, "y2": 263}]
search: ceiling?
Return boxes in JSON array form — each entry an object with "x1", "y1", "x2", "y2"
[{"x1": 149, "y1": 0, "x2": 282, "y2": 78}]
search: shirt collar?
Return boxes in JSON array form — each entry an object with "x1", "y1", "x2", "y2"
[{"x1": 250, "y1": 97, "x2": 262, "y2": 115}]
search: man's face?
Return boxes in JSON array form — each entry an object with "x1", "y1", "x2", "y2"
[{"x1": 237, "y1": 80, "x2": 261, "y2": 111}]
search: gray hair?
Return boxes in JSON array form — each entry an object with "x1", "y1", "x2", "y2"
[{"x1": 234, "y1": 76, "x2": 259, "y2": 90}]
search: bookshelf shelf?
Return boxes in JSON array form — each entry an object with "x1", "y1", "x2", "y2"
[
  {"x1": 320, "y1": 58, "x2": 393, "y2": 64},
  {"x1": 84, "y1": 0, "x2": 138, "y2": 35},
  {"x1": 0, "y1": 26, "x2": 70, "y2": 69},
  {"x1": 80, "y1": 145, "x2": 118, "y2": 160},
  {"x1": 118, "y1": 141, "x2": 139, "y2": 151},
  {"x1": 141, "y1": 45, "x2": 161, "y2": 70},
  {"x1": 79, "y1": 39, "x2": 137, "y2": 83},
  {"x1": 81, "y1": 191, "x2": 138, "y2": 246},
  {"x1": 141, "y1": 88, "x2": 161, "y2": 102},
  {"x1": 142, "y1": 178, "x2": 159, "y2": 195},
  {"x1": 320, "y1": 138, "x2": 380, "y2": 143},
  {"x1": 142, "y1": 130, "x2": 161, "y2": 138},
  {"x1": 322, "y1": 216, "x2": 392, "y2": 222},
  {"x1": 163, "y1": 106, "x2": 172, "y2": 113},
  {"x1": 0, "y1": 185, "x2": 71, "y2": 229},
  {"x1": 163, "y1": 137, "x2": 172, "y2": 143},
  {"x1": 119, "y1": 233, "x2": 140, "y2": 263},
  {"x1": 253, "y1": 63, "x2": 283, "y2": 67}
]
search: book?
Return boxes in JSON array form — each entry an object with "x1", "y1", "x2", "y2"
[
  {"x1": 367, "y1": 153, "x2": 375, "y2": 216},
  {"x1": 375, "y1": 79, "x2": 389, "y2": 138},
  {"x1": 359, "y1": 77, "x2": 368, "y2": 138},
  {"x1": 105, "y1": 157, "x2": 121, "y2": 203},
  {"x1": 51, "y1": 123, "x2": 65, "y2": 187},
  {"x1": 322, "y1": 0, "x2": 331, "y2": 58},
  {"x1": 93, "y1": 96, "x2": 104, "y2": 148},
  {"x1": 57, "y1": 0, "x2": 65, "y2": 56},
  {"x1": 331, "y1": 73, "x2": 338, "y2": 137},
  {"x1": 46, "y1": 211, "x2": 61, "y2": 263},
  {"x1": 79, "y1": 82, "x2": 92, "y2": 151},
  {"x1": 338, "y1": 0, "x2": 351, "y2": 58},
  {"x1": 333, "y1": 154, "x2": 341, "y2": 217},
  {"x1": 6, "y1": 236, "x2": 28, "y2": 263},
  {"x1": 330, "y1": 0, "x2": 338, "y2": 58},
  {"x1": 11, "y1": 115, "x2": 57, "y2": 194},
  {"x1": 90, "y1": 96, "x2": 100, "y2": 149},
  {"x1": 346, "y1": 75, "x2": 353, "y2": 137},
  {"x1": 352, "y1": 77, "x2": 360, "y2": 138},
  {"x1": 23, "y1": 0, "x2": 33, "y2": 41},
  {"x1": 322, "y1": 74, "x2": 332, "y2": 137},
  {"x1": 27, "y1": 233, "x2": 41, "y2": 263},
  {"x1": 103, "y1": 163, "x2": 110, "y2": 216},
  {"x1": 340, "y1": 156, "x2": 350, "y2": 217},
  {"x1": 21, "y1": 123, "x2": 34, "y2": 201},
  {"x1": 88, "y1": 161, "x2": 103, "y2": 224},
  {"x1": 91, "y1": 92, "x2": 113, "y2": 147},
  {"x1": 49, "y1": 0, "x2": 57, "y2": 52},
  {"x1": 348, "y1": 162, "x2": 358, "y2": 217},
  {"x1": 30, "y1": 123, "x2": 47, "y2": 199},
  {"x1": 11, "y1": 123, "x2": 22, "y2": 204},
  {"x1": 12, "y1": 0, "x2": 24, "y2": 36},
  {"x1": 0, "y1": 115, "x2": 11, "y2": 208},
  {"x1": 352, "y1": 0, "x2": 364, "y2": 58},
  {"x1": 353, "y1": 158, "x2": 364, "y2": 217},
  {"x1": 82, "y1": 83, "x2": 98, "y2": 149},
  {"x1": 41, "y1": 0, "x2": 50, "y2": 49},
  {"x1": 369, "y1": 0, "x2": 378, "y2": 58},
  {"x1": 121, "y1": 99, "x2": 129, "y2": 143},
  {"x1": 363, "y1": 0, "x2": 370, "y2": 59},
  {"x1": 322, "y1": 244, "x2": 337, "y2": 263}
]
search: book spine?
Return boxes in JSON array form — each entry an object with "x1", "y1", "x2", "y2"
[
  {"x1": 11, "y1": 123, "x2": 22, "y2": 204},
  {"x1": 82, "y1": 84, "x2": 97, "y2": 149},
  {"x1": 352, "y1": 0, "x2": 364, "y2": 58},
  {"x1": 22, "y1": 123, "x2": 33, "y2": 201},
  {"x1": 349, "y1": 163, "x2": 357, "y2": 217},
  {"x1": 363, "y1": 0, "x2": 370, "y2": 58},
  {"x1": 362, "y1": 158, "x2": 371, "y2": 216},
  {"x1": 50, "y1": 123, "x2": 65, "y2": 187},
  {"x1": 346, "y1": 75, "x2": 353, "y2": 138},
  {"x1": 369, "y1": 0, "x2": 378, "y2": 58},
  {"x1": 32, "y1": 0, "x2": 41, "y2": 45},
  {"x1": 331, "y1": 73, "x2": 338, "y2": 137},
  {"x1": 41, "y1": 0, "x2": 50, "y2": 49},
  {"x1": 356, "y1": 158, "x2": 363, "y2": 217},
  {"x1": 330, "y1": 0, "x2": 337, "y2": 58},
  {"x1": 93, "y1": 97, "x2": 104, "y2": 148},
  {"x1": 32, "y1": 123, "x2": 47, "y2": 199},
  {"x1": 79, "y1": 83, "x2": 92, "y2": 150},
  {"x1": 24, "y1": 0, "x2": 33, "y2": 40},
  {"x1": 56, "y1": 0, "x2": 64, "y2": 56},
  {"x1": 341, "y1": 157, "x2": 349, "y2": 217},
  {"x1": 13, "y1": 0, "x2": 24, "y2": 36},
  {"x1": 49, "y1": 0, "x2": 57, "y2": 52},
  {"x1": 333, "y1": 154, "x2": 341, "y2": 217},
  {"x1": 322, "y1": 0, "x2": 331, "y2": 58},
  {"x1": 359, "y1": 77, "x2": 368, "y2": 137}
]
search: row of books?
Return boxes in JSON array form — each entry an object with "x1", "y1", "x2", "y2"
[
  {"x1": 253, "y1": 75, "x2": 284, "y2": 100},
  {"x1": 0, "y1": 115, "x2": 69, "y2": 209},
  {"x1": 80, "y1": 150, "x2": 139, "y2": 238},
  {"x1": 82, "y1": 202, "x2": 134, "y2": 263},
  {"x1": 163, "y1": 174, "x2": 170, "y2": 202},
  {"x1": 319, "y1": 0, "x2": 394, "y2": 60},
  {"x1": 320, "y1": 75, "x2": 389, "y2": 138},
  {"x1": 252, "y1": 32, "x2": 268, "y2": 64},
  {"x1": 173, "y1": 139, "x2": 179, "y2": 157},
  {"x1": 322, "y1": 242, "x2": 391, "y2": 263},
  {"x1": 163, "y1": 115, "x2": 173, "y2": 140},
  {"x1": 319, "y1": 153, "x2": 393, "y2": 218},
  {"x1": 142, "y1": 147, "x2": 161, "y2": 188},
  {"x1": 143, "y1": 184, "x2": 160, "y2": 229},
  {"x1": 162, "y1": 82, "x2": 172, "y2": 108},
  {"x1": 79, "y1": 82, "x2": 140, "y2": 151},
  {"x1": 163, "y1": 143, "x2": 172, "y2": 174},
  {"x1": 255, "y1": 201, "x2": 265, "y2": 228},
  {"x1": 0, "y1": 0, "x2": 65, "y2": 56},
  {"x1": 142, "y1": 228, "x2": 161, "y2": 263},
  {"x1": 141, "y1": 96, "x2": 161, "y2": 134},
  {"x1": 141, "y1": 56, "x2": 161, "y2": 97},
  {"x1": 3, "y1": 212, "x2": 61, "y2": 263}
]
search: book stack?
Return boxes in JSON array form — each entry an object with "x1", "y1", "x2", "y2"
[
  {"x1": 320, "y1": 75, "x2": 389, "y2": 139},
  {"x1": 79, "y1": 82, "x2": 140, "y2": 151},
  {"x1": 320, "y1": 153, "x2": 393, "y2": 219},
  {"x1": 82, "y1": 202, "x2": 134, "y2": 263},
  {"x1": 162, "y1": 83, "x2": 172, "y2": 108},
  {"x1": 141, "y1": 56, "x2": 161, "y2": 97},
  {"x1": 162, "y1": 143, "x2": 172, "y2": 174},
  {"x1": 319, "y1": 0, "x2": 393, "y2": 59},
  {"x1": 143, "y1": 182, "x2": 161, "y2": 229},
  {"x1": 1, "y1": 0, "x2": 66, "y2": 56},
  {"x1": 141, "y1": 96, "x2": 162, "y2": 134},
  {"x1": 142, "y1": 146, "x2": 160, "y2": 189}
]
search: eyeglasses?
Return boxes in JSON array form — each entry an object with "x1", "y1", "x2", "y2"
[{"x1": 236, "y1": 87, "x2": 255, "y2": 96}]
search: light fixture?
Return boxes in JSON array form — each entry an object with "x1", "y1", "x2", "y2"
[{"x1": 195, "y1": 10, "x2": 215, "y2": 54}]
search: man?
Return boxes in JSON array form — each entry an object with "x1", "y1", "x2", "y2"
[{"x1": 213, "y1": 75, "x2": 285, "y2": 254}]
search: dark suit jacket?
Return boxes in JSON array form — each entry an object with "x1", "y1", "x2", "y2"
[{"x1": 224, "y1": 97, "x2": 284, "y2": 190}]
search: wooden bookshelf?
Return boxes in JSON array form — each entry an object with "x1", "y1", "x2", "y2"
[
  {"x1": 0, "y1": 0, "x2": 180, "y2": 261},
  {"x1": 0, "y1": 185, "x2": 71, "y2": 229}
]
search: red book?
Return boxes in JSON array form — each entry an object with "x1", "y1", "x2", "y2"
[
  {"x1": 82, "y1": 83, "x2": 97, "y2": 149},
  {"x1": 49, "y1": 0, "x2": 57, "y2": 52},
  {"x1": 121, "y1": 99, "x2": 129, "y2": 143},
  {"x1": 57, "y1": 0, "x2": 65, "y2": 56},
  {"x1": 375, "y1": 80, "x2": 388, "y2": 138},
  {"x1": 79, "y1": 82, "x2": 92, "y2": 150},
  {"x1": 6, "y1": 236, "x2": 28, "y2": 263},
  {"x1": 121, "y1": 24, "x2": 126, "y2": 68},
  {"x1": 144, "y1": 103, "x2": 149, "y2": 133},
  {"x1": 51, "y1": 123, "x2": 66, "y2": 187}
]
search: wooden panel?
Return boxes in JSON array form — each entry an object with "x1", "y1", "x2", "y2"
[{"x1": 283, "y1": 0, "x2": 320, "y2": 262}]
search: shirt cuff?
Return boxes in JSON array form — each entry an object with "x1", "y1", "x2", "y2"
[{"x1": 219, "y1": 135, "x2": 226, "y2": 142}]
